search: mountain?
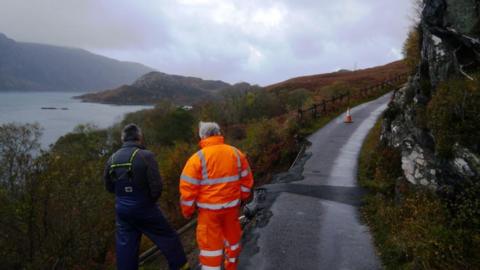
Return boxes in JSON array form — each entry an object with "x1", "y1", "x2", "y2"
[
  {"x1": 265, "y1": 60, "x2": 408, "y2": 93},
  {"x1": 0, "y1": 33, "x2": 153, "y2": 92},
  {"x1": 77, "y1": 71, "x2": 231, "y2": 105},
  {"x1": 78, "y1": 60, "x2": 407, "y2": 106}
]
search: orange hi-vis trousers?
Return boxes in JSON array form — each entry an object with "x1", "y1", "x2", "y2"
[{"x1": 197, "y1": 207, "x2": 242, "y2": 270}]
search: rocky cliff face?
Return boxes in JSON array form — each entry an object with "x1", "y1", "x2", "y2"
[{"x1": 381, "y1": 0, "x2": 480, "y2": 187}]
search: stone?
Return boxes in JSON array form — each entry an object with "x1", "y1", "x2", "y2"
[
  {"x1": 420, "y1": 179, "x2": 430, "y2": 186},
  {"x1": 415, "y1": 169, "x2": 423, "y2": 179},
  {"x1": 445, "y1": 0, "x2": 479, "y2": 34},
  {"x1": 380, "y1": 0, "x2": 480, "y2": 189},
  {"x1": 402, "y1": 156, "x2": 417, "y2": 184},
  {"x1": 453, "y1": 158, "x2": 472, "y2": 176},
  {"x1": 416, "y1": 158, "x2": 426, "y2": 166}
]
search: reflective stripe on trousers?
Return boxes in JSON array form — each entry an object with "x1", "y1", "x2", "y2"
[
  {"x1": 197, "y1": 199, "x2": 240, "y2": 210},
  {"x1": 240, "y1": 186, "x2": 250, "y2": 193},
  {"x1": 225, "y1": 241, "x2": 240, "y2": 251},
  {"x1": 200, "y1": 249, "x2": 223, "y2": 257},
  {"x1": 201, "y1": 266, "x2": 221, "y2": 270}
]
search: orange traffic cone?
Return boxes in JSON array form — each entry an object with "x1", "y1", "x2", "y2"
[{"x1": 344, "y1": 107, "x2": 353, "y2": 123}]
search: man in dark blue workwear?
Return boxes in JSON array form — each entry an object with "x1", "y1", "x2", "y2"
[{"x1": 104, "y1": 123, "x2": 189, "y2": 270}]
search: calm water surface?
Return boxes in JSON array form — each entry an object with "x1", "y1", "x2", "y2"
[{"x1": 0, "y1": 92, "x2": 151, "y2": 148}]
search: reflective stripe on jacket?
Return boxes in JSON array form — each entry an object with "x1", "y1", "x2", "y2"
[{"x1": 179, "y1": 136, "x2": 254, "y2": 217}]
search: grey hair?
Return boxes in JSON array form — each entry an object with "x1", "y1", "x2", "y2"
[
  {"x1": 121, "y1": 123, "x2": 143, "y2": 142},
  {"x1": 199, "y1": 121, "x2": 221, "y2": 139}
]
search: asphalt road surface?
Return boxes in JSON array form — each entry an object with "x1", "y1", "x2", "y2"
[{"x1": 239, "y1": 93, "x2": 392, "y2": 270}]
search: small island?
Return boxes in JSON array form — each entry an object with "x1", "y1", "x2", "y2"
[{"x1": 41, "y1": 107, "x2": 69, "y2": 110}]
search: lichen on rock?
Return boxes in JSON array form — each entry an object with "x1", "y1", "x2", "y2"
[{"x1": 381, "y1": 0, "x2": 480, "y2": 187}]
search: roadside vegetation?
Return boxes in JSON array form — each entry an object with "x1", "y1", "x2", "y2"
[
  {"x1": 0, "y1": 66, "x2": 405, "y2": 269},
  {"x1": 357, "y1": 2, "x2": 480, "y2": 267},
  {"x1": 427, "y1": 72, "x2": 480, "y2": 158},
  {"x1": 359, "y1": 117, "x2": 480, "y2": 269},
  {"x1": 403, "y1": 26, "x2": 421, "y2": 75}
]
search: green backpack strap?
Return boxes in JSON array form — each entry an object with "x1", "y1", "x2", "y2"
[{"x1": 109, "y1": 148, "x2": 140, "y2": 179}]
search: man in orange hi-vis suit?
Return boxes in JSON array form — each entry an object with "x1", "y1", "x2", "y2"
[{"x1": 179, "y1": 121, "x2": 254, "y2": 270}]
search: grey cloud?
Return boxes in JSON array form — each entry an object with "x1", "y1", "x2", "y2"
[
  {"x1": 0, "y1": 0, "x2": 416, "y2": 85},
  {"x1": 0, "y1": 0, "x2": 171, "y2": 50}
]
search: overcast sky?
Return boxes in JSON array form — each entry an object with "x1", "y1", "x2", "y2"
[{"x1": 0, "y1": 0, "x2": 415, "y2": 85}]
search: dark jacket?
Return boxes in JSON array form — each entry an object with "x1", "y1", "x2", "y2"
[{"x1": 104, "y1": 142, "x2": 162, "y2": 208}]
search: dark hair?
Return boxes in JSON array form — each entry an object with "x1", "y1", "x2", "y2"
[{"x1": 121, "y1": 123, "x2": 142, "y2": 142}]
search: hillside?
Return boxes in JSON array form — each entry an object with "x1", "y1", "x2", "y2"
[
  {"x1": 77, "y1": 71, "x2": 231, "y2": 105},
  {"x1": 0, "y1": 33, "x2": 153, "y2": 92},
  {"x1": 79, "y1": 61, "x2": 406, "y2": 106},
  {"x1": 266, "y1": 60, "x2": 408, "y2": 93}
]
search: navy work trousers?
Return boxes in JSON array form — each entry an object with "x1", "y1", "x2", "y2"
[{"x1": 115, "y1": 205, "x2": 187, "y2": 270}]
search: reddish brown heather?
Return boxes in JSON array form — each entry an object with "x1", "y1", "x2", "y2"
[{"x1": 266, "y1": 60, "x2": 407, "y2": 93}]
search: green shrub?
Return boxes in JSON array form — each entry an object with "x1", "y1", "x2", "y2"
[
  {"x1": 243, "y1": 90, "x2": 286, "y2": 121},
  {"x1": 427, "y1": 73, "x2": 480, "y2": 157},
  {"x1": 278, "y1": 88, "x2": 313, "y2": 111},
  {"x1": 403, "y1": 26, "x2": 421, "y2": 74},
  {"x1": 0, "y1": 125, "x2": 115, "y2": 269},
  {"x1": 383, "y1": 102, "x2": 401, "y2": 123},
  {"x1": 415, "y1": 104, "x2": 429, "y2": 129},
  {"x1": 156, "y1": 142, "x2": 197, "y2": 227},
  {"x1": 241, "y1": 119, "x2": 296, "y2": 186},
  {"x1": 360, "y1": 118, "x2": 480, "y2": 269},
  {"x1": 420, "y1": 78, "x2": 432, "y2": 98},
  {"x1": 153, "y1": 108, "x2": 196, "y2": 146}
]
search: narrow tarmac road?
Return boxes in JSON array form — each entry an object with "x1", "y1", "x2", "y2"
[{"x1": 239, "y1": 93, "x2": 392, "y2": 270}]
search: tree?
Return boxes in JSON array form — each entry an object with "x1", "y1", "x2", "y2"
[
  {"x1": 0, "y1": 123, "x2": 42, "y2": 268},
  {"x1": 0, "y1": 124, "x2": 116, "y2": 269},
  {"x1": 0, "y1": 123, "x2": 42, "y2": 195}
]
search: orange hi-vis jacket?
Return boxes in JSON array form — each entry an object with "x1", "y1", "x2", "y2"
[{"x1": 179, "y1": 136, "x2": 254, "y2": 217}]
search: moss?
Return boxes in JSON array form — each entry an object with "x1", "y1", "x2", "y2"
[
  {"x1": 415, "y1": 104, "x2": 429, "y2": 129},
  {"x1": 445, "y1": 0, "x2": 480, "y2": 34},
  {"x1": 384, "y1": 102, "x2": 401, "y2": 123},
  {"x1": 403, "y1": 85, "x2": 416, "y2": 107},
  {"x1": 427, "y1": 72, "x2": 480, "y2": 157},
  {"x1": 420, "y1": 78, "x2": 432, "y2": 98}
]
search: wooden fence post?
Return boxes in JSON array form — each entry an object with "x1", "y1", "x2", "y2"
[{"x1": 293, "y1": 74, "x2": 409, "y2": 123}]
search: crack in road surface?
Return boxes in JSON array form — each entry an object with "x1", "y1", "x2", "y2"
[{"x1": 239, "y1": 93, "x2": 392, "y2": 270}]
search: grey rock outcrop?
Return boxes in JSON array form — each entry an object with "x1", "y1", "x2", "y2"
[{"x1": 381, "y1": 0, "x2": 480, "y2": 187}]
